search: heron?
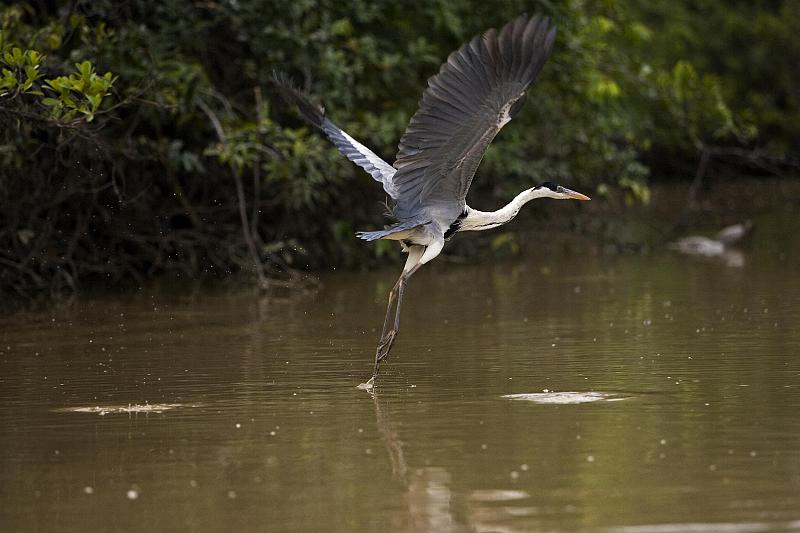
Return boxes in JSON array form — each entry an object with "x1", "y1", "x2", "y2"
[{"x1": 275, "y1": 14, "x2": 590, "y2": 389}]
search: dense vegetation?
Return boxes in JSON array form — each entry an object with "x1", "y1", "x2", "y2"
[{"x1": 1, "y1": 0, "x2": 797, "y2": 306}]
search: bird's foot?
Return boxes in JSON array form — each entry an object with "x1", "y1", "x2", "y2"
[
  {"x1": 357, "y1": 376, "x2": 376, "y2": 391},
  {"x1": 360, "y1": 331, "x2": 395, "y2": 392}
]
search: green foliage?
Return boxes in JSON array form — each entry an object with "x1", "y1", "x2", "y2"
[
  {"x1": 0, "y1": 11, "x2": 115, "y2": 123},
  {"x1": 42, "y1": 61, "x2": 115, "y2": 121},
  {"x1": 0, "y1": 0, "x2": 795, "y2": 305},
  {"x1": 632, "y1": 0, "x2": 799, "y2": 156},
  {"x1": 0, "y1": 46, "x2": 44, "y2": 93}
]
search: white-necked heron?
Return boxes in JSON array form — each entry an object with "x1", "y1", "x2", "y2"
[{"x1": 276, "y1": 14, "x2": 590, "y2": 389}]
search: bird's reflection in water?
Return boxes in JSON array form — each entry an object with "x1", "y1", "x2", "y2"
[
  {"x1": 372, "y1": 393, "x2": 537, "y2": 533},
  {"x1": 372, "y1": 393, "x2": 461, "y2": 532},
  {"x1": 372, "y1": 392, "x2": 408, "y2": 481}
]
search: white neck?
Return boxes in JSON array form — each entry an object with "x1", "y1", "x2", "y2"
[{"x1": 460, "y1": 187, "x2": 553, "y2": 232}]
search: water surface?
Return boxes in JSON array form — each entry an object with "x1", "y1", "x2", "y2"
[{"x1": 2, "y1": 249, "x2": 799, "y2": 532}]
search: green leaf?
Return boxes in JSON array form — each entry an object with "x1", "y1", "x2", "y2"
[
  {"x1": 77, "y1": 61, "x2": 93, "y2": 78},
  {"x1": 24, "y1": 65, "x2": 40, "y2": 84},
  {"x1": 45, "y1": 78, "x2": 62, "y2": 92},
  {"x1": 86, "y1": 93, "x2": 101, "y2": 111},
  {"x1": 26, "y1": 50, "x2": 43, "y2": 66},
  {"x1": 330, "y1": 19, "x2": 353, "y2": 37},
  {"x1": 11, "y1": 47, "x2": 24, "y2": 65}
]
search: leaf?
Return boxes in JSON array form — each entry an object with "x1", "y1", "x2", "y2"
[
  {"x1": 86, "y1": 93, "x2": 101, "y2": 111},
  {"x1": 45, "y1": 78, "x2": 62, "y2": 92},
  {"x1": 24, "y1": 65, "x2": 40, "y2": 84},
  {"x1": 26, "y1": 50, "x2": 43, "y2": 66},
  {"x1": 0, "y1": 78, "x2": 16, "y2": 91},
  {"x1": 77, "y1": 60, "x2": 93, "y2": 78},
  {"x1": 330, "y1": 19, "x2": 353, "y2": 37},
  {"x1": 11, "y1": 47, "x2": 24, "y2": 65}
]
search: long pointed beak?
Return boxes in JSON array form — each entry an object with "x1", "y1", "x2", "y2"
[{"x1": 559, "y1": 187, "x2": 591, "y2": 201}]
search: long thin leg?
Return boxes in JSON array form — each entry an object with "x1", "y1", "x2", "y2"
[
  {"x1": 359, "y1": 239, "x2": 443, "y2": 391},
  {"x1": 374, "y1": 265, "x2": 418, "y2": 368},
  {"x1": 380, "y1": 262, "x2": 420, "y2": 357},
  {"x1": 371, "y1": 246, "x2": 425, "y2": 380},
  {"x1": 373, "y1": 267, "x2": 421, "y2": 375},
  {"x1": 378, "y1": 276, "x2": 403, "y2": 343}
]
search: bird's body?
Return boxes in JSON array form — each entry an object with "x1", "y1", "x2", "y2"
[{"x1": 276, "y1": 14, "x2": 590, "y2": 388}]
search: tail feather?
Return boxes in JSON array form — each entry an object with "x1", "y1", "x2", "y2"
[{"x1": 356, "y1": 219, "x2": 429, "y2": 241}]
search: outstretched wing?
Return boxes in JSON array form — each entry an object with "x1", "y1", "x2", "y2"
[
  {"x1": 390, "y1": 14, "x2": 556, "y2": 221},
  {"x1": 273, "y1": 73, "x2": 397, "y2": 198}
]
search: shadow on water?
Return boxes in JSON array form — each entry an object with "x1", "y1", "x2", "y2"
[{"x1": 1, "y1": 239, "x2": 800, "y2": 531}]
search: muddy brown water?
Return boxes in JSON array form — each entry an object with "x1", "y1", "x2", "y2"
[{"x1": 1, "y1": 246, "x2": 799, "y2": 532}]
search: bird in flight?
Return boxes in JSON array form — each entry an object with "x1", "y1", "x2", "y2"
[{"x1": 275, "y1": 14, "x2": 590, "y2": 390}]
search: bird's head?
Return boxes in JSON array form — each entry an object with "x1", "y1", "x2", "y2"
[{"x1": 534, "y1": 181, "x2": 591, "y2": 201}]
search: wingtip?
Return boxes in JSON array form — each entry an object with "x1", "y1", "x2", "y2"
[
  {"x1": 272, "y1": 69, "x2": 294, "y2": 90},
  {"x1": 272, "y1": 71, "x2": 327, "y2": 127}
]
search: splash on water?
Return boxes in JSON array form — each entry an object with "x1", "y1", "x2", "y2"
[
  {"x1": 605, "y1": 520, "x2": 800, "y2": 533},
  {"x1": 503, "y1": 392, "x2": 627, "y2": 404},
  {"x1": 469, "y1": 489, "x2": 530, "y2": 502},
  {"x1": 55, "y1": 403, "x2": 198, "y2": 416}
]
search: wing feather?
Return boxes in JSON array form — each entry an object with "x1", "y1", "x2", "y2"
[
  {"x1": 273, "y1": 73, "x2": 397, "y2": 198},
  {"x1": 391, "y1": 14, "x2": 556, "y2": 222}
]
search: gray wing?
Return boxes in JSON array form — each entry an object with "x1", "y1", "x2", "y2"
[
  {"x1": 390, "y1": 14, "x2": 556, "y2": 221},
  {"x1": 273, "y1": 73, "x2": 397, "y2": 197}
]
